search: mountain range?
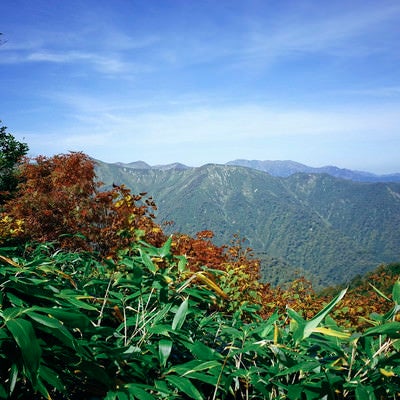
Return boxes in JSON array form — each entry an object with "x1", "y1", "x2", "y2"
[
  {"x1": 94, "y1": 159, "x2": 400, "y2": 288},
  {"x1": 109, "y1": 159, "x2": 400, "y2": 182}
]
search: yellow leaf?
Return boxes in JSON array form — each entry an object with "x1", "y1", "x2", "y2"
[
  {"x1": 0, "y1": 255, "x2": 21, "y2": 267},
  {"x1": 380, "y1": 368, "x2": 395, "y2": 377},
  {"x1": 313, "y1": 327, "x2": 351, "y2": 339},
  {"x1": 195, "y1": 272, "x2": 229, "y2": 300}
]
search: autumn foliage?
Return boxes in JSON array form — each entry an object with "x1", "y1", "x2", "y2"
[{"x1": 3, "y1": 152, "x2": 164, "y2": 254}]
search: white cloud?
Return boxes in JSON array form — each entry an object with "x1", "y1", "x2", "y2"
[
  {"x1": 18, "y1": 96, "x2": 400, "y2": 173},
  {"x1": 34, "y1": 92, "x2": 400, "y2": 147}
]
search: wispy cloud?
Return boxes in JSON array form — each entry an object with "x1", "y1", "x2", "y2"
[
  {"x1": 17, "y1": 88, "x2": 400, "y2": 172},
  {"x1": 0, "y1": 24, "x2": 158, "y2": 75},
  {"x1": 31, "y1": 90, "x2": 400, "y2": 146},
  {"x1": 2, "y1": 2, "x2": 398, "y2": 76},
  {"x1": 0, "y1": 48, "x2": 152, "y2": 74},
  {"x1": 230, "y1": 3, "x2": 400, "y2": 69}
]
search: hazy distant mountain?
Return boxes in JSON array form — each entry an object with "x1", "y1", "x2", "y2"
[
  {"x1": 152, "y1": 162, "x2": 190, "y2": 171},
  {"x1": 113, "y1": 161, "x2": 189, "y2": 171},
  {"x1": 101, "y1": 158, "x2": 400, "y2": 182},
  {"x1": 226, "y1": 159, "x2": 400, "y2": 182},
  {"x1": 95, "y1": 160, "x2": 400, "y2": 288},
  {"x1": 114, "y1": 160, "x2": 152, "y2": 169}
]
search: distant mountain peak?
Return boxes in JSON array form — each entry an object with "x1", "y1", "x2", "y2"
[
  {"x1": 114, "y1": 161, "x2": 151, "y2": 169},
  {"x1": 226, "y1": 159, "x2": 400, "y2": 183},
  {"x1": 112, "y1": 161, "x2": 190, "y2": 171},
  {"x1": 152, "y1": 162, "x2": 190, "y2": 171}
]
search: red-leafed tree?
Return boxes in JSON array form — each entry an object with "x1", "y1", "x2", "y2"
[{"x1": 4, "y1": 152, "x2": 165, "y2": 254}]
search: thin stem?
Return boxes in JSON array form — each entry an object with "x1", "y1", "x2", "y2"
[{"x1": 96, "y1": 275, "x2": 113, "y2": 327}]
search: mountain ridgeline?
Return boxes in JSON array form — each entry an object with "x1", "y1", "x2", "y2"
[
  {"x1": 95, "y1": 160, "x2": 400, "y2": 288},
  {"x1": 227, "y1": 159, "x2": 400, "y2": 182}
]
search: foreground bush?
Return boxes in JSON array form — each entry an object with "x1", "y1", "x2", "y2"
[{"x1": 1, "y1": 239, "x2": 400, "y2": 399}]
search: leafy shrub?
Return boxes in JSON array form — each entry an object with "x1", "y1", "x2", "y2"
[
  {"x1": 1, "y1": 239, "x2": 400, "y2": 399},
  {"x1": 3, "y1": 153, "x2": 164, "y2": 254}
]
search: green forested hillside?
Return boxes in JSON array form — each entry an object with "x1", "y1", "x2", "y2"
[{"x1": 95, "y1": 161, "x2": 400, "y2": 288}]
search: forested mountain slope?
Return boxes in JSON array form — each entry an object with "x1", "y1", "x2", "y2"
[{"x1": 95, "y1": 161, "x2": 400, "y2": 288}]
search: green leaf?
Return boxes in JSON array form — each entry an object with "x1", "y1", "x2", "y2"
[
  {"x1": 304, "y1": 288, "x2": 347, "y2": 338},
  {"x1": 139, "y1": 249, "x2": 156, "y2": 274},
  {"x1": 35, "y1": 306, "x2": 91, "y2": 330},
  {"x1": 363, "y1": 321, "x2": 400, "y2": 337},
  {"x1": 9, "y1": 363, "x2": 18, "y2": 395},
  {"x1": 274, "y1": 361, "x2": 320, "y2": 377},
  {"x1": 147, "y1": 324, "x2": 172, "y2": 336},
  {"x1": 6, "y1": 292, "x2": 25, "y2": 307},
  {"x1": 159, "y1": 339, "x2": 173, "y2": 368},
  {"x1": 3, "y1": 307, "x2": 24, "y2": 321},
  {"x1": 33, "y1": 377, "x2": 52, "y2": 400},
  {"x1": 355, "y1": 384, "x2": 377, "y2": 400},
  {"x1": 116, "y1": 392, "x2": 129, "y2": 400},
  {"x1": 124, "y1": 384, "x2": 156, "y2": 400},
  {"x1": 182, "y1": 371, "x2": 219, "y2": 386},
  {"x1": 27, "y1": 310, "x2": 69, "y2": 329},
  {"x1": 176, "y1": 255, "x2": 188, "y2": 273},
  {"x1": 369, "y1": 283, "x2": 391, "y2": 302},
  {"x1": 166, "y1": 375, "x2": 203, "y2": 400},
  {"x1": 0, "y1": 383, "x2": 7, "y2": 399},
  {"x1": 392, "y1": 280, "x2": 400, "y2": 305},
  {"x1": 168, "y1": 360, "x2": 221, "y2": 377},
  {"x1": 172, "y1": 298, "x2": 189, "y2": 331},
  {"x1": 39, "y1": 364, "x2": 65, "y2": 393},
  {"x1": 289, "y1": 288, "x2": 347, "y2": 343},
  {"x1": 187, "y1": 341, "x2": 223, "y2": 361},
  {"x1": 6, "y1": 318, "x2": 42, "y2": 385},
  {"x1": 158, "y1": 236, "x2": 172, "y2": 258},
  {"x1": 56, "y1": 291, "x2": 98, "y2": 310},
  {"x1": 287, "y1": 384, "x2": 307, "y2": 399},
  {"x1": 181, "y1": 360, "x2": 221, "y2": 377}
]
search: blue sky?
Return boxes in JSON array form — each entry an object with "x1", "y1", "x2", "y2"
[{"x1": 1, "y1": 0, "x2": 400, "y2": 173}]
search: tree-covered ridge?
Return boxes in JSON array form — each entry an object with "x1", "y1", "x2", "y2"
[{"x1": 95, "y1": 161, "x2": 400, "y2": 288}]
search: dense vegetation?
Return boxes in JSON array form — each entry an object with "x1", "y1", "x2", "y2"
[
  {"x1": 95, "y1": 161, "x2": 400, "y2": 288},
  {"x1": 1, "y1": 129, "x2": 400, "y2": 398},
  {"x1": 2, "y1": 239, "x2": 400, "y2": 399}
]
